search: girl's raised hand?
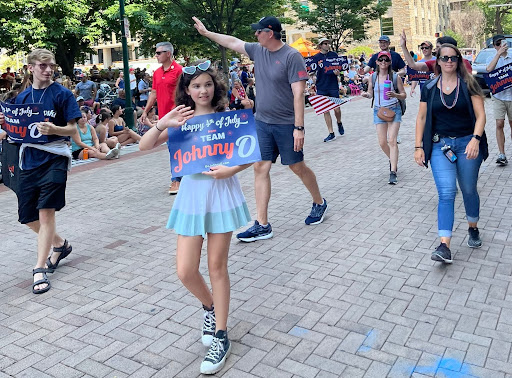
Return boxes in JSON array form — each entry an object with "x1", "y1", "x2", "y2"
[
  {"x1": 202, "y1": 165, "x2": 235, "y2": 179},
  {"x1": 156, "y1": 105, "x2": 194, "y2": 130}
]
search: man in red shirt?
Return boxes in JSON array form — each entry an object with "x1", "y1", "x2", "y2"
[
  {"x1": 400, "y1": 30, "x2": 472, "y2": 75},
  {"x1": 1, "y1": 67, "x2": 15, "y2": 90},
  {"x1": 141, "y1": 42, "x2": 183, "y2": 194}
]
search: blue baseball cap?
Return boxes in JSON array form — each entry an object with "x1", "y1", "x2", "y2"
[{"x1": 378, "y1": 35, "x2": 391, "y2": 43}]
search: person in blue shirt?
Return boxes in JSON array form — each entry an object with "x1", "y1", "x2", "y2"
[
  {"x1": 0, "y1": 48, "x2": 82, "y2": 294},
  {"x1": 311, "y1": 38, "x2": 345, "y2": 142},
  {"x1": 365, "y1": 35, "x2": 406, "y2": 76}
]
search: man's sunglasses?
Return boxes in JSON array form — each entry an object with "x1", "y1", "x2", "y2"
[
  {"x1": 421, "y1": 46, "x2": 432, "y2": 50},
  {"x1": 377, "y1": 58, "x2": 391, "y2": 62},
  {"x1": 439, "y1": 55, "x2": 459, "y2": 62},
  {"x1": 256, "y1": 28, "x2": 272, "y2": 34},
  {"x1": 155, "y1": 50, "x2": 170, "y2": 56},
  {"x1": 183, "y1": 60, "x2": 211, "y2": 75}
]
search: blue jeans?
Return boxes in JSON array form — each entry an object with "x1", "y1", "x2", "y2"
[{"x1": 430, "y1": 135, "x2": 483, "y2": 237}]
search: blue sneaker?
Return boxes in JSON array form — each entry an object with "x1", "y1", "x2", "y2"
[
  {"x1": 305, "y1": 198, "x2": 328, "y2": 225},
  {"x1": 236, "y1": 221, "x2": 273, "y2": 242},
  {"x1": 323, "y1": 133, "x2": 336, "y2": 142},
  {"x1": 200, "y1": 330, "x2": 231, "y2": 375},
  {"x1": 338, "y1": 123, "x2": 345, "y2": 136}
]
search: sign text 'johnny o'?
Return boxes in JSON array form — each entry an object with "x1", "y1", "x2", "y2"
[
  {"x1": 167, "y1": 109, "x2": 262, "y2": 176},
  {"x1": 173, "y1": 133, "x2": 257, "y2": 173},
  {"x1": 0, "y1": 102, "x2": 48, "y2": 143}
]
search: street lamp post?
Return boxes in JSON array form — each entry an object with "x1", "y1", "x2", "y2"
[{"x1": 119, "y1": 0, "x2": 134, "y2": 129}]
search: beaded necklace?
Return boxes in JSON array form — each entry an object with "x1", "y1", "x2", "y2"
[
  {"x1": 31, "y1": 82, "x2": 53, "y2": 104},
  {"x1": 439, "y1": 75, "x2": 459, "y2": 110}
]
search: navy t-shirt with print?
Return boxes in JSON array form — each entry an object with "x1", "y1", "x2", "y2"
[{"x1": 15, "y1": 82, "x2": 82, "y2": 170}]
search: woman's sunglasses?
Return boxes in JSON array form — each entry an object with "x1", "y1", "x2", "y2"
[
  {"x1": 183, "y1": 60, "x2": 211, "y2": 75},
  {"x1": 439, "y1": 55, "x2": 459, "y2": 62},
  {"x1": 377, "y1": 58, "x2": 391, "y2": 62}
]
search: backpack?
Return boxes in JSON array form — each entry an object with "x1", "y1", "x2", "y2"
[{"x1": 371, "y1": 72, "x2": 406, "y2": 115}]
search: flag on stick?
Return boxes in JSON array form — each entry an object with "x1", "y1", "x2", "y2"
[{"x1": 309, "y1": 95, "x2": 350, "y2": 115}]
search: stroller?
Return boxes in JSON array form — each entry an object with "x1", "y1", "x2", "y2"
[{"x1": 97, "y1": 83, "x2": 117, "y2": 108}]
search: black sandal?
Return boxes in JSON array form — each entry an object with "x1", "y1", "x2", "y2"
[
  {"x1": 32, "y1": 268, "x2": 51, "y2": 294},
  {"x1": 46, "y1": 239, "x2": 73, "y2": 272}
]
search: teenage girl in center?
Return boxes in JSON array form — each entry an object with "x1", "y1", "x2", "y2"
[{"x1": 139, "y1": 60, "x2": 252, "y2": 375}]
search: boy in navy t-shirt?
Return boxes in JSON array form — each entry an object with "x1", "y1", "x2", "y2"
[{"x1": 0, "y1": 48, "x2": 81, "y2": 294}]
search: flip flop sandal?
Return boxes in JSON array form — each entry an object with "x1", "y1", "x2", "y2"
[
  {"x1": 46, "y1": 239, "x2": 73, "y2": 272},
  {"x1": 32, "y1": 268, "x2": 51, "y2": 294}
]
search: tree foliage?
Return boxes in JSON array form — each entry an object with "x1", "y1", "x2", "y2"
[
  {"x1": 292, "y1": 0, "x2": 391, "y2": 52},
  {"x1": 449, "y1": 4, "x2": 485, "y2": 48},
  {"x1": 472, "y1": 0, "x2": 512, "y2": 36},
  {"x1": 443, "y1": 30, "x2": 466, "y2": 48},
  {"x1": 0, "y1": 0, "x2": 116, "y2": 76},
  {"x1": 105, "y1": 0, "x2": 289, "y2": 76}
]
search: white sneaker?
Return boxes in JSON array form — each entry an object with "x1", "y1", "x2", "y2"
[
  {"x1": 113, "y1": 147, "x2": 120, "y2": 159},
  {"x1": 105, "y1": 149, "x2": 116, "y2": 160}
]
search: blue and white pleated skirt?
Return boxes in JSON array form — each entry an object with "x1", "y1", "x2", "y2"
[{"x1": 167, "y1": 173, "x2": 251, "y2": 237}]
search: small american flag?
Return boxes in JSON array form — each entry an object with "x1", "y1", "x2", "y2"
[{"x1": 309, "y1": 95, "x2": 350, "y2": 115}]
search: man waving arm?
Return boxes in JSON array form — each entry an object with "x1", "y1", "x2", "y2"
[{"x1": 193, "y1": 17, "x2": 248, "y2": 56}]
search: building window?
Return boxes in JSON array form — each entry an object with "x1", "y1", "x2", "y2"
[
  {"x1": 381, "y1": 17, "x2": 394, "y2": 35},
  {"x1": 98, "y1": 49, "x2": 104, "y2": 64}
]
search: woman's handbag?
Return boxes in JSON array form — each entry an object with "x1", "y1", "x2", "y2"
[{"x1": 377, "y1": 107, "x2": 396, "y2": 122}]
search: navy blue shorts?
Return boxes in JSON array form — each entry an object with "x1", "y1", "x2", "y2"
[
  {"x1": 17, "y1": 156, "x2": 68, "y2": 224},
  {"x1": 255, "y1": 120, "x2": 304, "y2": 165},
  {"x1": 316, "y1": 89, "x2": 340, "y2": 98}
]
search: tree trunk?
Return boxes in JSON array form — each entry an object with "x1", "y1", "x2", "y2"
[
  {"x1": 55, "y1": 39, "x2": 80, "y2": 78},
  {"x1": 219, "y1": 45, "x2": 230, "y2": 89}
]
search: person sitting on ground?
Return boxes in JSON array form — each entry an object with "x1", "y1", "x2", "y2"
[
  {"x1": 229, "y1": 79, "x2": 253, "y2": 110},
  {"x1": 94, "y1": 110, "x2": 120, "y2": 149},
  {"x1": 109, "y1": 105, "x2": 141, "y2": 145},
  {"x1": 71, "y1": 110, "x2": 119, "y2": 160},
  {"x1": 246, "y1": 78, "x2": 256, "y2": 112}
]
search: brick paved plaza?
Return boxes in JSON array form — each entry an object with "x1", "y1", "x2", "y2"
[{"x1": 1, "y1": 94, "x2": 511, "y2": 378}]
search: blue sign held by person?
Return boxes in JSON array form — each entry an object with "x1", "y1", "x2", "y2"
[
  {"x1": 484, "y1": 62, "x2": 512, "y2": 94},
  {"x1": 0, "y1": 102, "x2": 48, "y2": 143},
  {"x1": 406, "y1": 67, "x2": 434, "y2": 81},
  {"x1": 167, "y1": 109, "x2": 261, "y2": 176},
  {"x1": 305, "y1": 56, "x2": 349, "y2": 73}
]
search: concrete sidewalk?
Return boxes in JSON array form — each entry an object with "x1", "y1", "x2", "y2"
[{"x1": 1, "y1": 93, "x2": 511, "y2": 378}]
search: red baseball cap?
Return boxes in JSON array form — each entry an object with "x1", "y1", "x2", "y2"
[{"x1": 377, "y1": 51, "x2": 391, "y2": 59}]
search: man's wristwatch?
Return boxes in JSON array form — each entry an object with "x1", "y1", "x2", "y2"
[
  {"x1": 472, "y1": 134, "x2": 481, "y2": 141},
  {"x1": 294, "y1": 126, "x2": 305, "y2": 131}
]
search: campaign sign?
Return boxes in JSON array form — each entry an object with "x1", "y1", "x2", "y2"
[
  {"x1": 167, "y1": 109, "x2": 261, "y2": 176},
  {"x1": 305, "y1": 57, "x2": 317, "y2": 73},
  {"x1": 484, "y1": 62, "x2": 512, "y2": 94},
  {"x1": 324, "y1": 56, "x2": 349, "y2": 72},
  {"x1": 305, "y1": 56, "x2": 349, "y2": 73},
  {"x1": 0, "y1": 102, "x2": 48, "y2": 143},
  {"x1": 407, "y1": 67, "x2": 435, "y2": 81}
]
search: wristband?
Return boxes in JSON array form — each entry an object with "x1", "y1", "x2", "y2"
[
  {"x1": 414, "y1": 146, "x2": 423, "y2": 149},
  {"x1": 155, "y1": 123, "x2": 163, "y2": 132},
  {"x1": 472, "y1": 134, "x2": 481, "y2": 141}
]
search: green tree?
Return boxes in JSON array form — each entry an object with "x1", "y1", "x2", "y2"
[
  {"x1": 444, "y1": 29, "x2": 466, "y2": 48},
  {"x1": 472, "y1": 0, "x2": 512, "y2": 36},
  {"x1": 0, "y1": 0, "x2": 115, "y2": 77},
  {"x1": 293, "y1": 0, "x2": 391, "y2": 52},
  {"x1": 109, "y1": 0, "x2": 289, "y2": 76}
]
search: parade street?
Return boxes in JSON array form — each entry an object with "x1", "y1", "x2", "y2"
[{"x1": 1, "y1": 94, "x2": 512, "y2": 378}]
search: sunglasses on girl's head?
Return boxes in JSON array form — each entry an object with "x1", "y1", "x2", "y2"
[
  {"x1": 183, "y1": 60, "x2": 212, "y2": 75},
  {"x1": 377, "y1": 58, "x2": 391, "y2": 62},
  {"x1": 439, "y1": 55, "x2": 459, "y2": 62}
]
